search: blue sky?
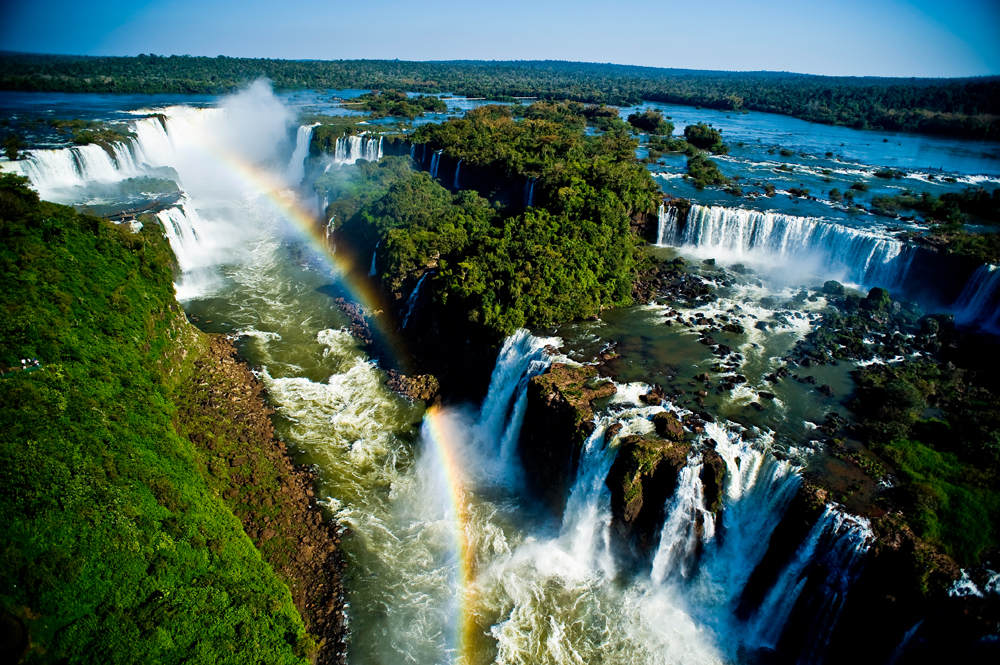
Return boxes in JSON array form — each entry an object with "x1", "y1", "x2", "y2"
[{"x1": 2, "y1": 0, "x2": 998, "y2": 77}]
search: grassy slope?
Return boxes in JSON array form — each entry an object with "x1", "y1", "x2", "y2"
[{"x1": 0, "y1": 174, "x2": 312, "y2": 664}]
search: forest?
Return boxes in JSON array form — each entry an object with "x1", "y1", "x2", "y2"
[
  {"x1": 316, "y1": 102, "x2": 661, "y2": 337},
  {"x1": 1, "y1": 53, "x2": 998, "y2": 138}
]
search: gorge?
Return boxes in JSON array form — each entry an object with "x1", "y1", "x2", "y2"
[{"x1": 1, "y1": 81, "x2": 998, "y2": 665}]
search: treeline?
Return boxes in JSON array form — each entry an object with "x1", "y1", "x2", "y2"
[
  {"x1": 318, "y1": 102, "x2": 660, "y2": 336},
  {"x1": 0, "y1": 173, "x2": 315, "y2": 664},
  {"x1": 1, "y1": 53, "x2": 998, "y2": 138}
]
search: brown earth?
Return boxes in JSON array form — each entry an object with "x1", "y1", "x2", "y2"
[{"x1": 174, "y1": 335, "x2": 347, "y2": 665}]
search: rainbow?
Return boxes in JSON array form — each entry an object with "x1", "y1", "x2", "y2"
[
  {"x1": 421, "y1": 406, "x2": 479, "y2": 661},
  {"x1": 172, "y1": 116, "x2": 413, "y2": 365},
  {"x1": 171, "y1": 114, "x2": 479, "y2": 659}
]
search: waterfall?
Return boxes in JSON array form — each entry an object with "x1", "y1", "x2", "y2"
[
  {"x1": 410, "y1": 144, "x2": 416, "y2": 161},
  {"x1": 649, "y1": 458, "x2": 715, "y2": 583},
  {"x1": 476, "y1": 329, "x2": 562, "y2": 466},
  {"x1": 5, "y1": 142, "x2": 141, "y2": 193},
  {"x1": 745, "y1": 505, "x2": 852, "y2": 649},
  {"x1": 779, "y1": 509, "x2": 874, "y2": 665},
  {"x1": 655, "y1": 203, "x2": 679, "y2": 246},
  {"x1": 326, "y1": 216, "x2": 335, "y2": 252},
  {"x1": 666, "y1": 204, "x2": 914, "y2": 289},
  {"x1": 368, "y1": 241, "x2": 379, "y2": 277},
  {"x1": 645, "y1": 422, "x2": 803, "y2": 635},
  {"x1": 331, "y1": 134, "x2": 383, "y2": 166},
  {"x1": 453, "y1": 159, "x2": 462, "y2": 189},
  {"x1": 523, "y1": 177, "x2": 536, "y2": 207},
  {"x1": 284, "y1": 123, "x2": 317, "y2": 186},
  {"x1": 401, "y1": 272, "x2": 431, "y2": 329},
  {"x1": 953, "y1": 264, "x2": 1000, "y2": 330},
  {"x1": 429, "y1": 150, "x2": 442, "y2": 178}
]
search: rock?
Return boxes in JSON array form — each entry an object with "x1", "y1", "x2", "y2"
[
  {"x1": 606, "y1": 434, "x2": 691, "y2": 553},
  {"x1": 604, "y1": 423, "x2": 623, "y2": 443},
  {"x1": 639, "y1": 384, "x2": 666, "y2": 406},
  {"x1": 385, "y1": 370, "x2": 441, "y2": 403},
  {"x1": 652, "y1": 411, "x2": 685, "y2": 441},
  {"x1": 819, "y1": 384, "x2": 835, "y2": 397},
  {"x1": 519, "y1": 363, "x2": 618, "y2": 511},
  {"x1": 231, "y1": 456, "x2": 248, "y2": 467}
]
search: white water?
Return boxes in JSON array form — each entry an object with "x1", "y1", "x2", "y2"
[
  {"x1": 655, "y1": 203, "x2": 680, "y2": 246},
  {"x1": 524, "y1": 177, "x2": 536, "y2": 208},
  {"x1": 401, "y1": 272, "x2": 431, "y2": 329},
  {"x1": 284, "y1": 123, "x2": 317, "y2": 186},
  {"x1": 368, "y1": 241, "x2": 379, "y2": 277},
  {"x1": 332, "y1": 134, "x2": 382, "y2": 165},
  {"x1": 453, "y1": 159, "x2": 462, "y2": 189},
  {"x1": 662, "y1": 204, "x2": 914, "y2": 289},
  {"x1": 430, "y1": 150, "x2": 443, "y2": 178},
  {"x1": 747, "y1": 505, "x2": 873, "y2": 651},
  {"x1": 953, "y1": 264, "x2": 1000, "y2": 330}
]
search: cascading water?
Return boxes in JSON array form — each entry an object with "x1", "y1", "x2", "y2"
[
  {"x1": 655, "y1": 203, "x2": 680, "y2": 246},
  {"x1": 284, "y1": 123, "x2": 317, "y2": 186},
  {"x1": 325, "y1": 216, "x2": 335, "y2": 252},
  {"x1": 746, "y1": 504, "x2": 872, "y2": 655},
  {"x1": 453, "y1": 159, "x2": 462, "y2": 189},
  {"x1": 4, "y1": 142, "x2": 143, "y2": 198},
  {"x1": 409, "y1": 144, "x2": 416, "y2": 160},
  {"x1": 777, "y1": 508, "x2": 874, "y2": 665},
  {"x1": 650, "y1": 457, "x2": 715, "y2": 582},
  {"x1": 429, "y1": 150, "x2": 442, "y2": 178},
  {"x1": 368, "y1": 241, "x2": 379, "y2": 277},
  {"x1": 662, "y1": 204, "x2": 915, "y2": 289},
  {"x1": 400, "y1": 272, "x2": 431, "y2": 329},
  {"x1": 523, "y1": 177, "x2": 536, "y2": 208},
  {"x1": 953, "y1": 264, "x2": 1000, "y2": 330}
]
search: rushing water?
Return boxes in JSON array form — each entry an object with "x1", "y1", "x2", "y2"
[{"x1": 1, "y1": 83, "x2": 992, "y2": 663}]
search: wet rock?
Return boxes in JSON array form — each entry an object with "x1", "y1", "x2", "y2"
[
  {"x1": 652, "y1": 411, "x2": 685, "y2": 441},
  {"x1": 606, "y1": 434, "x2": 691, "y2": 554},
  {"x1": 519, "y1": 363, "x2": 617, "y2": 512}
]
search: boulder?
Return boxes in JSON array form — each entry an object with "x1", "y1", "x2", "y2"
[{"x1": 652, "y1": 411, "x2": 685, "y2": 441}]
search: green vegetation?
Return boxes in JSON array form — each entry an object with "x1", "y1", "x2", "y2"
[
  {"x1": 48, "y1": 118, "x2": 136, "y2": 151},
  {"x1": 869, "y1": 187, "x2": 1000, "y2": 228},
  {"x1": 1, "y1": 54, "x2": 997, "y2": 138},
  {"x1": 355, "y1": 90, "x2": 447, "y2": 119},
  {"x1": 686, "y1": 152, "x2": 730, "y2": 190},
  {"x1": 851, "y1": 361, "x2": 1000, "y2": 565},
  {"x1": 683, "y1": 123, "x2": 728, "y2": 154},
  {"x1": 2, "y1": 133, "x2": 26, "y2": 160},
  {"x1": 320, "y1": 102, "x2": 660, "y2": 336},
  {"x1": 0, "y1": 174, "x2": 313, "y2": 663},
  {"x1": 627, "y1": 108, "x2": 674, "y2": 135}
]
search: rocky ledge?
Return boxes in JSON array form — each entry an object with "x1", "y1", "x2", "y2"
[
  {"x1": 176, "y1": 336, "x2": 348, "y2": 664},
  {"x1": 518, "y1": 362, "x2": 617, "y2": 511}
]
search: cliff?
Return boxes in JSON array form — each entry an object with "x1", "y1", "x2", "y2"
[{"x1": 0, "y1": 173, "x2": 338, "y2": 664}]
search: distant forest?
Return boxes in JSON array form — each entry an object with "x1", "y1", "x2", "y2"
[{"x1": 1, "y1": 53, "x2": 998, "y2": 139}]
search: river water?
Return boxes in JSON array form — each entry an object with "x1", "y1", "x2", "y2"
[{"x1": 2, "y1": 83, "x2": 997, "y2": 664}]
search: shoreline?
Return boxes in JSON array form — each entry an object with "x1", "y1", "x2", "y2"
[{"x1": 175, "y1": 334, "x2": 348, "y2": 664}]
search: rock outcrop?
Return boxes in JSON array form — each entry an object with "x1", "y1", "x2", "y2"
[
  {"x1": 518, "y1": 362, "x2": 617, "y2": 511},
  {"x1": 606, "y1": 434, "x2": 691, "y2": 553}
]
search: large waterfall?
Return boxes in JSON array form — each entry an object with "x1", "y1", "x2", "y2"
[
  {"x1": 284, "y1": 123, "x2": 318, "y2": 186},
  {"x1": 659, "y1": 204, "x2": 915, "y2": 289}
]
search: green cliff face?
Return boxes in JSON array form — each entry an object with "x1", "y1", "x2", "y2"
[{"x1": 0, "y1": 174, "x2": 313, "y2": 664}]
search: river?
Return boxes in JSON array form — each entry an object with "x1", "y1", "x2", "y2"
[{"x1": 2, "y1": 82, "x2": 997, "y2": 664}]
